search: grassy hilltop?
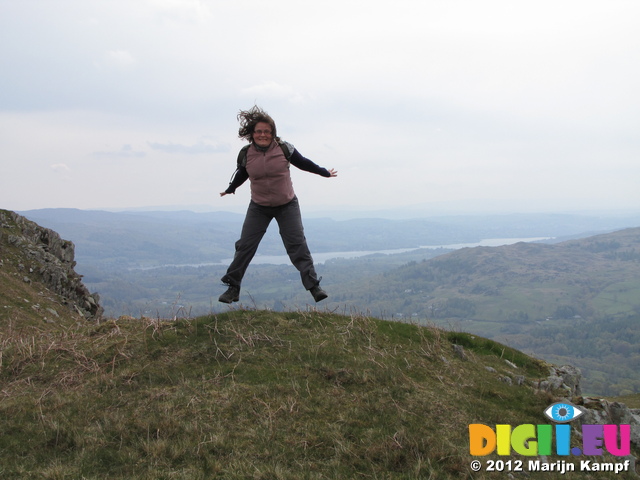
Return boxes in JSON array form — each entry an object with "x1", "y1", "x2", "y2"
[{"x1": 1, "y1": 308, "x2": 637, "y2": 479}]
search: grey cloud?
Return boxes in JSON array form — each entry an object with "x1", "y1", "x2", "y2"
[
  {"x1": 147, "y1": 141, "x2": 229, "y2": 155},
  {"x1": 92, "y1": 144, "x2": 146, "y2": 158}
]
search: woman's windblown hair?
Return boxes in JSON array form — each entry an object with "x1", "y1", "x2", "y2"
[{"x1": 237, "y1": 106, "x2": 279, "y2": 143}]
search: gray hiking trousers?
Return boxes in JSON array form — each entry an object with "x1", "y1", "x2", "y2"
[{"x1": 221, "y1": 196, "x2": 320, "y2": 290}]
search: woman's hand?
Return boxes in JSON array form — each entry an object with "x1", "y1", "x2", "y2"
[
  {"x1": 328, "y1": 169, "x2": 338, "y2": 177},
  {"x1": 220, "y1": 191, "x2": 231, "y2": 197}
]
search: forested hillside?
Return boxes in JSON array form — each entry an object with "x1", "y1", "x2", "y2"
[
  {"x1": 310, "y1": 227, "x2": 640, "y2": 395},
  {"x1": 343, "y1": 227, "x2": 640, "y2": 324}
]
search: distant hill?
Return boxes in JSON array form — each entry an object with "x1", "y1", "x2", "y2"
[
  {"x1": 18, "y1": 208, "x2": 243, "y2": 270},
  {"x1": 352, "y1": 227, "x2": 640, "y2": 323},
  {"x1": 19, "y1": 208, "x2": 640, "y2": 271},
  {"x1": 319, "y1": 227, "x2": 640, "y2": 396}
]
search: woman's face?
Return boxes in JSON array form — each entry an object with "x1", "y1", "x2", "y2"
[{"x1": 252, "y1": 122, "x2": 273, "y2": 147}]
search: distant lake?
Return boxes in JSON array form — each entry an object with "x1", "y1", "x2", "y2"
[
  {"x1": 131, "y1": 237, "x2": 551, "y2": 270},
  {"x1": 222, "y1": 237, "x2": 551, "y2": 266}
]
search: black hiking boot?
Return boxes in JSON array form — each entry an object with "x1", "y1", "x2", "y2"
[
  {"x1": 219, "y1": 285, "x2": 240, "y2": 304},
  {"x1": 310, "y1": 285, "x2": 328, "y2": 302}
]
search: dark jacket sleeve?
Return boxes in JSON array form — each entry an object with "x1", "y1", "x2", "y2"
[
  {"x1": 289, "y1": 149, "x2": 331, "y2": 177},
  {"x1": 225, "y1": 166, "x2": 249, "y2": 194}
]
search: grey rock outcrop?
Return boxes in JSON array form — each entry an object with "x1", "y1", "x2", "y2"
[
  {"x1": 578, "y1": 399, "x2": 640, "y2": 448},
  {"x1": 1, "y1": 210, "x2": 103, "y2": 320},
  {"x1": 535, "y1": 364, "x2": 582, "y2": 397},
  {"x1": 537, "y1": 364, "x2": 640, "y2": 451}
]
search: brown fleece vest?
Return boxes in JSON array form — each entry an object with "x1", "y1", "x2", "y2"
[{"x1": 245, "y1": 141, "x2": 295, "y2": 207}]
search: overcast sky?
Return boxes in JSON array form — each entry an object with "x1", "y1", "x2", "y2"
[{"x1": 1, "y1": 0, "x2": 639, "y2": 216}]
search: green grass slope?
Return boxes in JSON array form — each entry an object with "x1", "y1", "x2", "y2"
[{"x1": 1, "y1": 309, "x2": 636, "y2": 479}]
